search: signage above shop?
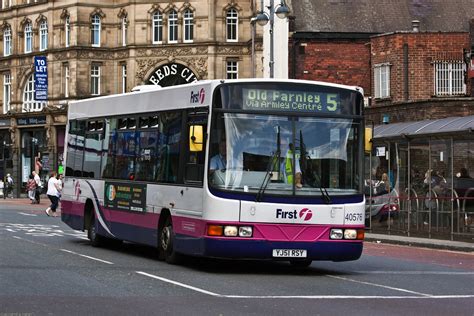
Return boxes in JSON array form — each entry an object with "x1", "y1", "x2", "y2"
[
  {"x1": 0, "y1": 119, "x2": 11, "y2": 127},
  {"x1": 147, "y1": 63, "x2": 198, "y2": 87},
  {"x1": 17, "y1": 116, "x2": 47, "y2": 126}
]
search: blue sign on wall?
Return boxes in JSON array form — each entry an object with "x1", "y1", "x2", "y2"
[{"x1": 34, "y1": 56, "x2": 48, "y2": 100}]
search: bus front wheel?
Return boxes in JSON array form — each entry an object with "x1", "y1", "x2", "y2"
[{"x1": 159, "y1": 217, "x2": 181, "y2": 264}]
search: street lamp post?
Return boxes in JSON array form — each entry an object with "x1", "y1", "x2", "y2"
[{"x1": 255, "y1": 0, "x2": 290, "y2": 78}]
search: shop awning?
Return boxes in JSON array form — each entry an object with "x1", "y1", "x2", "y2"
[{"x1": 373, "y1": 115, "x2": 474, "y2": 139}]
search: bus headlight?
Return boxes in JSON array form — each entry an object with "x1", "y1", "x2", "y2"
[
  {"x1": 224, "y1": 226, "x2": 238, "y2": 237},
  {"x1": 330, "y1": 229, "x2": 343, "y2": 239},
  {"x1": 344, "y1": 229, "x2": 357, "y2": 240},
  {"x1": 238, "y1": 226, "x2": 253, "y2": 237}
]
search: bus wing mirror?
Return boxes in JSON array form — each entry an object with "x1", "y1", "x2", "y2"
[
  {"x1": 365, "y1": 127, "x2": 373, "y2": 153},
  {"x1": 189, "y1": 125, "x2": 203, "y2": 152}
]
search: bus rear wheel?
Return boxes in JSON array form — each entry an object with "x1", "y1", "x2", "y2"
[
  {"x1": 159, "y1": 217, "x2": 181, "y2": 264},
  {"x1": 87, "y1": 215, "x2": 103, "y2": 247}
]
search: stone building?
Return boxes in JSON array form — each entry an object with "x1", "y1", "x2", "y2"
[{"x1": 0, "y1": 0, "x2": 264, "y2": 195}]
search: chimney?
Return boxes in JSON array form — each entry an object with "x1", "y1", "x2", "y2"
[{"x1": 412, "y1": 20, "x2": 420, "y2": 32}]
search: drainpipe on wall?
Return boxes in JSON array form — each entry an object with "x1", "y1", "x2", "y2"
[{"x1": 403, "y1": 43, "x2": 409, "y2": 101}]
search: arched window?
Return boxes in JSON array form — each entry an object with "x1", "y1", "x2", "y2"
[
  {"x1": 168, "y1": 10, "x2": 178, "y2": 43},
  {"x1": 91, "y1": 14, "x2": 101, "y2": 47},
  {"x1": 152, "y1": 11, "x2": 163, "y2": 44},
  {"x1": 24, "y1": 22, "x2": 33, "y2": 53},
  {"x1": 226, "y1": 8, "x2": 238, "y2": 42},
  {"x1": 4, "y1": 26, "x2": 12, "y2": 56},
  {"x1": 39, "y1": 20, "x2": 48, "y2": 51},
  {"x1": 183, "y1": 9, "x2": 194, "y2": 43},
  {"x1": 23, "y1": 75, "x2": 46, "y2": 112}
]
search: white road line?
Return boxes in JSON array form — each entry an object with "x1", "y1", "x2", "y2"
[
  {"x1": 19, "y1": 212, "x2": 37, "y2": 217},
  {"x1": 136, "y1": 271, "x2": 221, "y2": 297},
  {"x1": 60, "y1": 249, "x2": 114, "y2": 265},
  {"x1": 356, "y1": 271, "x2": 474, "y2": 275},
  {"x1": 136, "y1": 271, "x2": 474, "y2": 299},
  {"x1": 326, "y1": 275, "x2": 432, "y2": 297}
]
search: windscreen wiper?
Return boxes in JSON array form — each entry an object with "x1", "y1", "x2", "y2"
[
  {"x1": 312, "y1": 171, "x2": 332, "y2": 204},
  {"x1": 256, "y1": 149, "x2": 280, "y2": 202}
]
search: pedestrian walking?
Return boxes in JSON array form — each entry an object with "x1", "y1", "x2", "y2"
[
  {"x1": 26, "y1": 174, "x2": 37, "y2": 203},
  {"x1": 0, "y1": 179, "x2": 4, "y2": 198},
  {"x1": 45, "y1": 171, "x2": 62, "y2": 217},
  {"x1": 5, "y1": 173, "x2": 14, "y2": 198},
  {"x1": 32, "y1": 171, "x2": 42, "y2": 204}
]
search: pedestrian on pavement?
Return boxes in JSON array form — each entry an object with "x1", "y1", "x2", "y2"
[
  {"x1": 45, "y1": 171, "x2": 62, "y2": 217},
  {"x1": 5, "y1": 173, "x2": 14, "y2": 198},
  {"x1": 32, "y1": 171, "x2": 42, "y2": 204},
  {"x1": 26, "y1": 174, "x2": 37, "y2": 203},
  {"x1": 0, "y1": 179, "x2": 4, "y2": 198}
]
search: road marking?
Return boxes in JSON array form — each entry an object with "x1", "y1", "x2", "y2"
[
  {"x1": 326, "y1": 275, "x2": 432, "y2": 297},
  {"x1": 136, "y1": 271, "x2": 474, "y2": 299},
  {"x1": 356, "y1": 271, "x2": 474, "y2": 275},
  {"x1": 19, "y1": 212, "x2": 37, "y2": 217},
  {"x1": 136, "y1": 271, "x2": 221, "y2": 296},
  {"x1": 0, "y1": 222, "x2": 87, "y2": 239},
  {"x1": 60, "y1": 249, "x2": 114, "y2": 265}
]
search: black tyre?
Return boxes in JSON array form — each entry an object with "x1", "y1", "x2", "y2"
[
  {"x1": 87, "y1": 215, "x2": 103, "y2": 247},
  {"x1": 289, "y1": 259, "x2": 312, "y2": 268},
  {"x1": 159, "y1": 216, "x2": 181, "y2": 264}
]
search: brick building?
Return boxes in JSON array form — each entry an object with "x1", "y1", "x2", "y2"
[
  {"x1": 289, "y1": 0, "x2": 474, "y2": 124},
  {"x1": 0, "y1": 0, "x2": 264, "y2": 195},
  {"x1": 289, "y1": 0, "x2": 474, "y2": 239}
]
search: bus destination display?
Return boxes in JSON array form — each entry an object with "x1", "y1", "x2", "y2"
[{"x1": 242, "y1": 88, "x2": 340, "y2": 113}]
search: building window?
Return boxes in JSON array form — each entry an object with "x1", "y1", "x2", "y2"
[
  {"x1": 4, "y1": 26, "x2": 12, "y2": 56},
  {"x1": 39, "y1": 20, "x2": 48, "y2": 51},
  {"x1": 91, "y1": 65, "x2": 100, "y2": 95},
  {"x1": 152, "y1": 11, "x2": 163, "y2": 44},
  {"x1": 226, "y1": 61, "x2": 238, "y2": 79},
  {"x1": 2, "y1": 0, "x2": 12, "y2": 9},
  {"x1": 434, "y1": 61, "x2": 466, "y2": 96},
  {"x1": 183, "y1": 9, "x2": 194, "y2": 43},
  {"x1": 63, "y1": 63, "x2": 69, "y2": 98},
  {"x1": 91, "y1": 15, "x2": 101, "y2": 47},
  {"x1": 226, "y1": 8, "x2": 238, "y2": 42},
  {"x1": 24, "y1": 23, "x2": 33, "y2": 53},
  {"x1": 121, "y1": 64, "x2": 127, "y2": 93},
  {"x1": 374, "y1": 64, "x2": 390, "y2": 99},
  {"x1": 65, "y1": 16, "x2": 70, "y2": 48},
  {"x1": 23, "y1": 75, "x2": 46, "y2": 112},
  {"x1": 121, "y1": 17, "x2": 127, "y2": 46},
  {"x1": 168, "y1": 10, "x2": 178, "y2": 43},
  {"x1": 3, "y1": 74, "x2": 11, "y2": 114}
]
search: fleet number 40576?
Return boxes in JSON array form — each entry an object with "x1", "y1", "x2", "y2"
[{"x1": 345, "y1": 213, "x2": 363, "y2": 222}]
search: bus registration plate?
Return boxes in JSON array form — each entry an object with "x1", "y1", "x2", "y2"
[{"x1": 272, "y1": 249, "x2": 307, "y2": 258}]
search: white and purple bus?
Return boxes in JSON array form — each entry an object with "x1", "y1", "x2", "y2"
[{"x1": 61, "y1": 79, "x2": 366, "y2": 267}]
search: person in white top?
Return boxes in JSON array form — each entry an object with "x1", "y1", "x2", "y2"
[
  {"x1": 32, "y1": 171, "x2": 41, "y2": 204},
  {"x1": 45, "y1": 171, "x2": 62, "y2": 217}
]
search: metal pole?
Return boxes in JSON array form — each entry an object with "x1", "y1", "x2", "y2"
[{"x1": 269, "y1": 0, "x2": 274, "y2": 78}]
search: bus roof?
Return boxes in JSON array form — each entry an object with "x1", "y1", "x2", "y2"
[{"x1": 67, "y1": 79, "x2": 363, "y2": 120}]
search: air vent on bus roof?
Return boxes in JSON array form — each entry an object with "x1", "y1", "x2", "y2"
[{"x1": 131, "y1": 85, "x2": 162, "y2": 92}]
